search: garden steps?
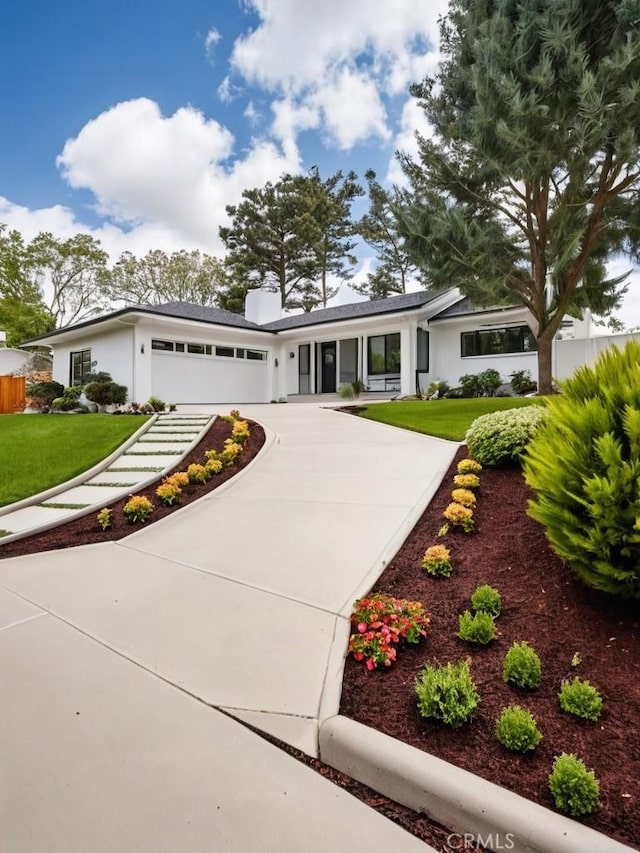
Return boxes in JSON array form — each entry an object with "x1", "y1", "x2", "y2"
[{"x1": 0, "y1": 412, "x2": 215, "y2": 545}]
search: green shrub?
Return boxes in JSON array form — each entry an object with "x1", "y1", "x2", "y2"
[
  {"x1": 458, "y1": 610, "x2": 496, "y2": 644},
  {"x1": 415, "y1": 660, "x2": 480, "y2": 727},
  {"x1": 503, "y1": 641, "x2": 542, "y2": 689},
  {"x1": 558, "y1": 677, "x2": 603, "y2": 721},
  {"x1": 52, "y1": 386, "x2": 83, "y2": 411},
  {"x1": 84, "y1": 375, "x2": 127, "y2": 408},
  {"x1": 524, "y1": 340, "x2": 640, "y2": 599},
  {"x1": 495, "y1": 705, "x2": 542, "y2": 752},
  {"x1": 477, "y1": 369, "x2": 502, "y2": 396},
  {"x1": 459, "y1": 373, "x2": 483, "y2": 397},
  {"x1": 26, "y1": 380, "x2": 64, "y2": 406},
  {"x1": 549, "y1": 753, "x2": 600, "y2": 817},
  {"x1": 426, "y1": 380, "x2": 450, "y2": 398},
  {"x1": 470, "y1": 584, "x2": 502, "y2": 617},
  {"x1": 146, "y1": 395, "x2": 166, "y2": 412},
  {"x1": 510, "y1": 369, "x2": 537, "y2": 395},
  {"x1": 466, "y1": 406, "x2": 547, "y2": 466}
]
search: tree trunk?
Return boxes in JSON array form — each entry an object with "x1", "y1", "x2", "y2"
[{"x1": 536, "y1": 331, "x2": 555, "y2": 395}]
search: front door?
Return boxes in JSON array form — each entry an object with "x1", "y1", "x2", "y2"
[{"x1": 320, "y1": 341, "x2": 336, "y2": 393}]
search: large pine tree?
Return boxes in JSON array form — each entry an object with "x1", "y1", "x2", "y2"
[{"x1": 399, "y1": 0, "x2": 640, "y2": 393}]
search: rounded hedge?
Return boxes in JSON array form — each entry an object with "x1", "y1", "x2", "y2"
[{"x1": 465, "y1": 406, "x2": 547, "y2": 466}]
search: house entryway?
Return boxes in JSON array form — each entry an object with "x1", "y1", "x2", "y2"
[{"x1": 319, "y1": 342, "x2": 336, "y2": 393}]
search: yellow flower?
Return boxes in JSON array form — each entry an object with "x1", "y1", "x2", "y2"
[
  {"x1": 453, "y1": 473, "x2": 480, "y2": 489},
  {"x1": 443, "y1": 502, "x2": 474, "y2": 532},
  {"x1": 457, "y1": 458, "x2": 482, "y2": 475},
  {"x1": 451, "y1": 488, "x2": 476, "y2": 507}
]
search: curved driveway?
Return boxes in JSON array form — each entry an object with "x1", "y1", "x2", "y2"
[{"x1": 0, "y1": 402, "x2": 457, "y2": 852}]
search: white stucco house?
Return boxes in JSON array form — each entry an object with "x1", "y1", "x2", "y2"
[{"x1": 23, "y1": 287, "x2": 599, "y2": 404}]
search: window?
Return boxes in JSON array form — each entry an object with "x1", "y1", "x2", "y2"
[
  {"x1": 461, "y1": 325, "x2": 536, "y2": 357},
  {"x1": 367, "y1": 333, "x2": 401, "y2": 375},
  {"x1": 417, "y1": 328, "x2": 429, "y2": 371},
  {"x1": 246, "y1": 350, "x2": 267, "y2": 361},
  {"x1": 175, "y1": 342, "x2": 185, "y2": 352},
  {"x1": 187, "y1": 343, "x2": 205, "y2": 355},
  {"x1": 236, "y1": 348, "x2": 245, "y2": 358},
  {"x1": 151, "y1": 340, "x2": 174, "y2": 352},
  {"x1": 70, "y1": 348, "x2": 92, "y2": 386},
  {"x1": 215, "y1": 346, "x2": 234, "y2": 357}
]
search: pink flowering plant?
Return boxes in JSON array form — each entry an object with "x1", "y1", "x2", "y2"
[{"x1": 348, "y1": 592, "x2": 430, "y2": 671}]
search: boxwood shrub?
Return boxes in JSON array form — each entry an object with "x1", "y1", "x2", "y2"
[{"x1": 465, "y1": 406, "x2": 547, "y2": 466}]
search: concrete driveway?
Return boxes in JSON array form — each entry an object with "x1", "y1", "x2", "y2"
[{"x1": 0, "y1": 402, "x2": 457, "y2": 852}]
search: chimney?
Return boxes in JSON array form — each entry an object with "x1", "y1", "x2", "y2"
[{"x1": 244, "y1": 288, "x2": 282, "y2": 325}]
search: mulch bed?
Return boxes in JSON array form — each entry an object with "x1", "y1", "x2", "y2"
[{"x1": 340, "y1": 446, "x2": 640, "y2": 850}]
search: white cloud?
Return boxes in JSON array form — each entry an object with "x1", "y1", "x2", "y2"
[
  {"x1": 226, "y1": 0, "x2": 445, "y2": 153},
  {"x1": 386, "y1": 97, "x2": 435, "y2": 186},
  {"x1": 311, "y1": 67, "x2": 390, "y2": 150},
  {"x1": 55, "y1": 98, "x2": 298, "y2": 255},
  {"x1": 205, "y1": 27, "x2": 222, "y2": 61}
]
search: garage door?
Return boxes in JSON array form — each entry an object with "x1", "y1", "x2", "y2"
[{"x1": 151, "y1": 343, "x2": 270, "y2": 404}]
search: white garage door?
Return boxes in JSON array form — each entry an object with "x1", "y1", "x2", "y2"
[{"x1": 151, "y1": 343, "x2": 270, "y2": 404}]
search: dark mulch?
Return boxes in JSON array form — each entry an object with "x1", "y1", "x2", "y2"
[{"x1": 340, "y1": 446, "x2": 640, "y2": 850}]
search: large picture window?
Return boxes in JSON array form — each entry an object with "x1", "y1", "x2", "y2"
[
  {"x1": 70, "y1": 348, "x2": 92, "y2": 386},
  {"x1": 367, "y1": 333, "x2": 401, "y2": 375},
  {"x1": 461, "y1": 326, "x2": 536, "y2": 357}
]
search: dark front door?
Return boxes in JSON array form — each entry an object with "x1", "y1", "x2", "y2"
[{"x1": 321, "y1": 341, "x2": 336, "y2": 393}]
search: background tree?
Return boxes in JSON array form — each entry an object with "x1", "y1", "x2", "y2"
[
  {"x1": 28, "y1": 232, "x2": 110, "y2": 327},
  {"x1": 0, "y1": 225, "x2": 55, "y2": 345},
  {"x1": 107, "y1": 249, "x2": 227, "y2": 306},
  {"x1": 398, "y1": 0, "x2": 640, "y2": 394},
  {"x1": 220, "y1": 174, "x2": 321, "y2": 311},
  {"x1": 356, "y1": 169, "x2": 418, "y2": 299},
  {"x1": 219, "y1": 168, "x2": 362, "y2": 312},
  {"x1": 305, "y1": 167, "x2": 363, "y2": 307}
]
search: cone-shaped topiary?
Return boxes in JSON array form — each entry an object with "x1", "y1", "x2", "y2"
[{"x1": 524, "y1": 340, "x2": 640, "y2": 598}]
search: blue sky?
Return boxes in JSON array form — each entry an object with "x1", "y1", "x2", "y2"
[{"x1": 1, "y1": 0, "x2": 639, "y2": 324}]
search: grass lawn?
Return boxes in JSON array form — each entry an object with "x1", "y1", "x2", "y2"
[
  {"x1": 0, "y1": 414, "x2": 150, "y2": 506},
  {"x1": 358, "y1": 397, "x2": 544, "y2": 441}
]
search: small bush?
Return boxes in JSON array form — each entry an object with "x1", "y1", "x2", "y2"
[
  {"x1": 457, "y1": 458, "x2": 482, "y2": 475},
  {"x1": 511, "y1": 369, "x2": 537, "y2": 395},
  {"x1": 426, "y1": 380, "x2": 450, "y2": 398},
  {"x1": 187, "y1": 463, "x2": 210, "y2": 484},
  {"x1": 422, "y1": 544, "x2": 453, "y2": 577},
  {"x1": 453, "y1": 472, "x2": 480, "y2": 489},
  {"x1": 503, "y1": 641, "x2": 542, "y2": 689},
  {"x1": 26, "y1": 380, "x2": 65, "y2": 406},
  {"x1": 470, "y1": 584, "x2": 502, "y2": 617},
  {"x1": 443, "y1": 502, "x2": 474, "y2": 532},
  {"x1": 122, "y1": 495, "x2": 154, "y2": 524},
  {"x1": 451, "y1": 488, "x2": 476, "y2": 507},
  {"x1": 458, "y1": 610, "x2": 496, "y2": 644},
  {"x1": 558, "y1": 678, "x2": 603, "y2": 721},
  {"x1": 495, "y1": 705, "x2": 542, "y2": 752},
  {"x1": 466, "y1": 406, "x2": 547, "y2": 466},
  {"x1": 146, "y1": 395, "x2": 166, "y2": 412},
  {"x1": 155, "y1": 480, "x2": 182, "y2": 506},
  {"x1": 349, "y1": 593, "x2": 429, "y2": 670},
  {"x1": 459, "y1": 373, "x2": 482, "y2": 397},
  {"x1": 220, "y1": 439, "x2": 243, "y2": 466},
  {"x1": 549, "y1": 753, "x2": 600, "y2": 817},
  {"x1": 96, "y1": 507, "x2": 112, "y2": 530},
  {"x1": 166, "y1": 471, "x2": 190, "y2": 489},
  {"x1": 415, "y1": 660, "x2": 480, "y2": 727},
  {"x1": 84, "y1": 379, "x2": 128, "y2": 408},
  {"x1": 231, "y1": 419, "x2": 251, "y2": 443},
  {"x1": 205, "y1": 456, "x2": 224, "y2": 475}
]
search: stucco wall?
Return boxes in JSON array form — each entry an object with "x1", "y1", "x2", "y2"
[{"x1": 52, "y1": 327, "x2": 134, "y2": 396}]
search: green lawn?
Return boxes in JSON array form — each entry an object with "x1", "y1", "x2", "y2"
[
  {"x1": 0, "y1": 414, "x2": 150, "y2": 506},
  {"x1": 358, "y1": 397, "x2": 544, "y2": 441}
]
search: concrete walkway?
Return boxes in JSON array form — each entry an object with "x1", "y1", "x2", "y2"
[{"x1": 0, "y1": 403, "x2": 456, "y2": 852}]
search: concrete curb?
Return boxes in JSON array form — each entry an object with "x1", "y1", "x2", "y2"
[
  {"x1": 319, "y1": 716, "x2": 632, "y2": 853},
  {"x1": 0, "y1": 415, "x2": 215, "y2": 547}
]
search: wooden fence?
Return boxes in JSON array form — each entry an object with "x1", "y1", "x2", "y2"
[{"x1": 0, "y1": 375, "x2": 26, "y2": 414}]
